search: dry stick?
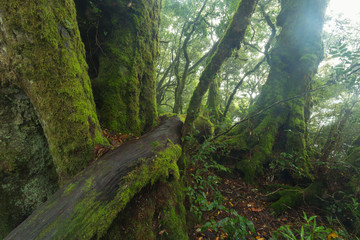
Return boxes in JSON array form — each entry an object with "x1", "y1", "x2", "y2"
[{"x1": 212, "y1": 83, "x2": 334, "y2": 142}]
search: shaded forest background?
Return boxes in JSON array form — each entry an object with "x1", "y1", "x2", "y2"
[{"x1": 1, "y1": 0, "x2": 360, "y2": 239}]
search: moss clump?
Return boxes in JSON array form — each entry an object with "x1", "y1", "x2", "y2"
[
  {"x1": 268, "y1": 181, "x2": 325, "y2": 214},
  {"x1": 193, "y1": 116, "x2": 214, "y2": 143},
  {"x1": 102, "y1": 180, "x2": 187, "y2": 240},
  {"x1": 269, "y1": 189, "x2": 303, "y2": 214}
]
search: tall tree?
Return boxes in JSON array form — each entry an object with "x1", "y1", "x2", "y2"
[
  {"x1": 229, "y1": 0, "x2": 328, "y2": 182},
  {"x1": 183, "y1": 0, "x2": 259, "y2": 137}
]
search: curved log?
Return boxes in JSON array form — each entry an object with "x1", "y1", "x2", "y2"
[{"x1": 5, "y1": 116, "x2": 183, "y2": 240}]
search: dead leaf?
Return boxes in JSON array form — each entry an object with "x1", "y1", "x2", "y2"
[
  {"x1": 251, "y1": 207, "x2": 263, "y2": 212},
  {"x1": 328, "y1": 232, "x2": 339, "y2": 239}
]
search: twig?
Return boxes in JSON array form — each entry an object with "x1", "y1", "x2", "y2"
[{"x1": 212, "y1": 83, "x2": 333, "y2": 142}]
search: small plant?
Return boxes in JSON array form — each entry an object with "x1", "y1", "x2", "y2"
[
  {"x1": 270, "y1": 212, "x2": 344, "y2": 240},
  {"x1": 186, "y1": 139, "x2": 255, "y2": 239},
  {"x1": 186, "y1": 140, "x2": 227, "y2": 219},
  {"x1": 269, "y1": 152, "x2": 308, "y2": 177},
  {"x1": 202, "y1": 209, "x2": 255, "y2": 240}
]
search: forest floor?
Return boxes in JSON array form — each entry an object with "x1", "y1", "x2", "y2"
[{"x1": 188, "y1": 170, "x2": 338, "y2": 240}]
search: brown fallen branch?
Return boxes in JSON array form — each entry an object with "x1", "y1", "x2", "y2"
[{"x1": 5, "y1": 116, "x2": 183, "y2": 240}]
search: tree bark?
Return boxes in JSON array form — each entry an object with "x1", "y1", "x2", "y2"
[
  {"x1": 76, "y1": 0, "x2": 160, "y2": 135},
  {"x1": 5, "y1": 117, "x2": 183, "y2": 240},
  {"x1": 230, "y1": 0, "x2": 328, "y2": 182},
  {"x1": 0, "y1": 0, "x2": 108, "y2": 180},
  {"x1": 207, "y1": 74, "x2": 222, "y2": 123},
  {"x1": 0, "y1": 86, "x2": 58, "y2": 239}
]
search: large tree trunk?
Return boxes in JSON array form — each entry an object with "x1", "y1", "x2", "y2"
[
  {"x1": 5, "y1": 117, "x2": 183, "y2": 240},
  {"x1": 0, "y1": 0, "x2": 108, "y2": 180},
  {"x1": 230, "y1": 0, "x2": 328, "y2": 182},
  {"x1": 76, "y1": 0, "x2": 160, "y2": 135},
  {"x1": 0, "y1": 86, "x2": 58, "y2": 239},
  {"x1": 0, "y1": 0, "x2": 108, "y2": 236}
]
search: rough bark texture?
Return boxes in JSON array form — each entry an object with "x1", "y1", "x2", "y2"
[
  {"x1": 0, "y1": 86, "x2": 58, "y2": 239},
  {"x1": 0, "y1": 0, "x2": 108, "y2": 179},
  {"x1": 183, "y1": 0, "x2": 259, "y2": 138},
  {"x1": 207, "y1": 75, "x2": 222, "y2": 123},
  {"x1": 229, "y1": 0, "x2": 328, "y2": 182},
  {"x1": 76, "y1": 0, "x2": 160, "y2": 135},
  {"x1": 5, "y1": 117, "x2": 183, "y2": 240},
  {"x1": 102, "y1": 180, "x2": 188, "y2": 240}
]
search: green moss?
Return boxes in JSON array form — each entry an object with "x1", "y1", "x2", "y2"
[
  {"x1": 158, "y1": 181, "x2": 188, "y2": 240},
  {"x1": 225, "y1": 0, "x2": 326, "y2": 182},
  {"x1": 193, "y1": 116, "x2": 214, "y2": 143},
  {"x1": 94, "y1": 0, "x2": 160, "y2": 135},
  {"x1": 30, "y1": 142, "x2": 182, "y2": 239},
  {"x1": 270, "y1": 189, "x2": 303, "y2": 214},
  {"x1": 102, "y1": 179, "x2": 187, "y2": 240},
  {"x1": 269, "y1": 181, "x2": 324, "y2": 214},
  {"x1": 0, "y1": 87, "x2": 58, "y2": 238},
  {"x1": 0, "y1": 0, "x2": 109, "y2": 180}
]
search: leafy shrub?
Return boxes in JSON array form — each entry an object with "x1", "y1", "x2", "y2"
[{"x1": 270, "y1": 212, "x2": 345, "y2": 240}]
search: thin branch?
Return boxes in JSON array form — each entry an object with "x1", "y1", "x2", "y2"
[
  {"x1": 260, "y1": 3, "x2": 276, "y2": 64},
  {"x1": 222, "y1": 57, "x2": 266, "y2": 120},
  {"x1": 212, "y1": 83, "x2": 334, "y2": 142}
]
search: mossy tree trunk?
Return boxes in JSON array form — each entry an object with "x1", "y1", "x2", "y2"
[
  {"x1": 183, "y1": 0, "x2": 259, "y2": 137},
  {"x1": 0, "y1": 0, "x2": 108, "y2": 180},
  {"x1": 76, "y1": 0, "x2": 160, "y2": 135},
  {"x1": 206, "y1": 74, "x2": 222, "y2": 124},
  {"x1": 231, "y1": 0, "x2": 328, "y2": 182},
  {"x1": 0, "y1": 0, "x2": 109, "y2": 236},
  {"x1": 0, "y1": 86, "x2": 58, "y2": 239}
]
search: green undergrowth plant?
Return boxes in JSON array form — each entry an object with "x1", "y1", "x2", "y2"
[
  {"x1": 270, "y1": 212, "x2": 346, "y2": 240},
  {"x1": 269, "y1": 152, "x2": 308, "y2": 178},
  {"x1": 185, "y1": 139, "x2": 255, "y2": 239},
  {"x1": 325, "y1": 195, "x2": 360, "y2": 238}
]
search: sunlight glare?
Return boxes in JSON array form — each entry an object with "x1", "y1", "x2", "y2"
[{"x1": 328, "y1": 0, "x2": 360, "y2": 23}]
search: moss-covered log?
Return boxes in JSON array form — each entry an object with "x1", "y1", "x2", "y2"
[
  {"x1": 5, "y1": 117, "x2": 183, "y2": 240},
  {"x1": 76, "y1": 0, "x2": 160, "y2": 135},
  {"x1": 0, "y1": 0, "x2": 108, "y2": 179},
  {"x1": 103, "y1": 180, "x2": 188, "y2": 240},
  {"x1": 228, "y1": 0, "x2": 328, "y2": 182}
]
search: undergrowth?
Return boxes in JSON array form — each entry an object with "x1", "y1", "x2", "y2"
[{"x1": 185, "y1": 138, "x2": 255, "y2": 239}]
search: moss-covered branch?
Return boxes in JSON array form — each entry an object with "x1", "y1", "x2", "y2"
[{"x1": 183, "y1": 0, "x2": 259, "y2": 137}]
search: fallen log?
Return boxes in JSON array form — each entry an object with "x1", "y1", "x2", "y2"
[{"x1": 5, "y1": 116, "x2": 183, "y2": 240}]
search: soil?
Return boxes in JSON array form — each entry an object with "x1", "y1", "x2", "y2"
[{"x1": 188, "y1": 170, "x2": 332, "y2": 240}]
